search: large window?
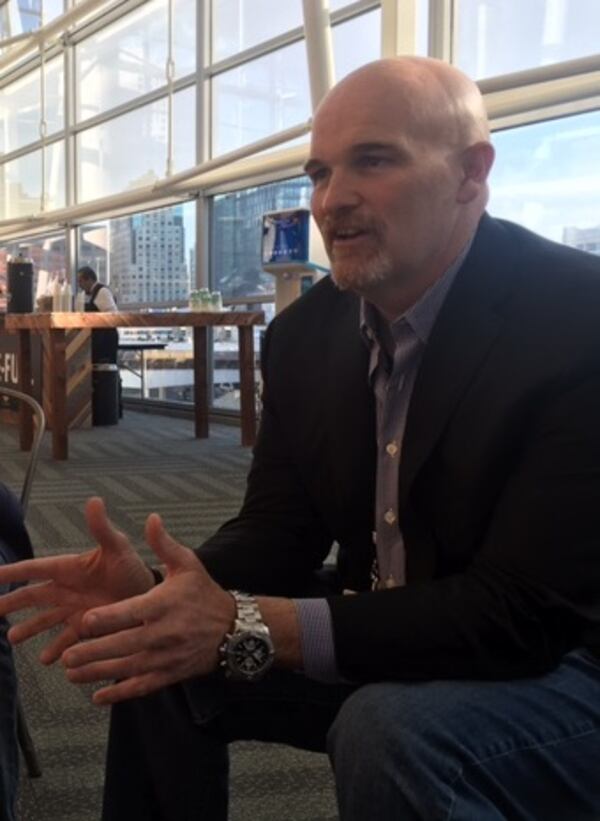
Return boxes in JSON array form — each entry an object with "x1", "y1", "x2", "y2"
[
  {"x1": 332, "y1": 8, "x2": 381, "y2": 82},
  {"x1": 489, "y1": 110, "x2": 600, "y2": 245},
  {"x1": 76, "y1": 0, "x2": 196, "y2": 122},
  {"x1": 211, "y1": 0, "x2": 365, "y2": 63},
  {"x1": 454, "y1": 0, "x2": 600, "y2": 79},
  {"x1": 0, "y1": 141, "x2": 65, "y2": 219},
  {"x1": 212, "y1": 40, "x2": 311, "y2": 157},
  {"x1": 77, "y1": 87, "x2": 195, "y2": 201},
  {"x1": 211, "y1": 0, "x2": 304, "y2": 62},
  {"x1": 0, "y1": 56, "x2": 64, "y2": 155},
  {"x1": 212, "y1": 7, "x2": 381, "y2": 157}
]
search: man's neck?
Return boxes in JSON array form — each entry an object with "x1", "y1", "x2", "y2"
[
  {"x1": 359, "y1": 227, "x2": 478, "y2": 322},
  {"x1": 362, "y1": 273, "x2": 440, "y2": 322}
]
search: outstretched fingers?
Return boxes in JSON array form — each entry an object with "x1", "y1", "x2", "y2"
[
  {"x1": 65, "y1": 643, "x2": 162, "y2": 686},
  {"x1": 85, "y1": 497, "x2": 131, "y2": 556},
  {"x1": 63, "y1": 621, "x2": 151, "y2": 671},
  {"x1": 145, "y1": 512, "x2": 206, "y2": 575},
  {"x1": 0, "y1": 580, "x2": 61, "y2": 618},
  {"x1": 40, "y1": 624, "x2": 85, "y2": 665},
  {"x1": 7, "y1": 606, "x2": 71, "y2": 646},
  {"x1": 0, "y1": 558, "x2": 70, "y2": 594}
]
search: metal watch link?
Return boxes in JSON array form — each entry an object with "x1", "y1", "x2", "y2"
[{"x1": 219, "y1": 591, "x2": 275, "y2": 682}]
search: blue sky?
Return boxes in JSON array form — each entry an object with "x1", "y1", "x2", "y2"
[{"x1": 489, "y1": 109, "x2": 600, "y2": 241}]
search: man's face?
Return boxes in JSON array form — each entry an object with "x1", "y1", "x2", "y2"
[
  {"x1": 307, "y1": 87, "x2": 462, "y2": 295},
  {"x1": 78, "y1": 275, "x2": 91, "y2": 294}
]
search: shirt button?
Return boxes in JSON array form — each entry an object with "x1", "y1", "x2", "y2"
[
  {"x1": 385, "y1": 441, "x2": 398, "y2": 457},
  {"x1": 384, "y1": 508, "x2": 396, "y2": 525}
]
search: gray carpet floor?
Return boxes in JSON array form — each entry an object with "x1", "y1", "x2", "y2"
[{"x1": 0, "y1": 411, "x2": 338, "y2": 821}]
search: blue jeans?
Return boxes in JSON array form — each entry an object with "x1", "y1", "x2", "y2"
[
  {"x1": 103, "y1": 648, "x2": 600, "y2": 820},
  {"x1": 328, "y1": 649, "x2": 600, "y2": 820}
]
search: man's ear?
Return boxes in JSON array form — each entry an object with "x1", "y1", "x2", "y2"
[{"x1": 456, "y1": 141, "x2": 495, "y2": 204}]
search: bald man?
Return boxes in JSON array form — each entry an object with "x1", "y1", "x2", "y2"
[{"x1": 0, "y1": 57, "x2": 599, "y2": 820}]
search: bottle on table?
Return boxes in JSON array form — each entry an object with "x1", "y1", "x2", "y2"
[
  {"x1": 51, "y1": 277, "x2": 62, "y2": 312},
  {"x1": 61, "y1": 281, "x2": 73, "y2": 311}
]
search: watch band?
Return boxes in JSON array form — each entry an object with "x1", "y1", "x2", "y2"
[
  {"x1": 232, "y1": 591, "x2": 268, "y2": 632},
  {"x1": 219, "y1": 591, "x2": 275, "y2": 682}
]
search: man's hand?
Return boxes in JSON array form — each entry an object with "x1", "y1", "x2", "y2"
[
  {"x1": 0, "y1": 497, "x2": 154, "y2": 664},
  {"x1": 61, "y1": 511, "x2": 236, "y2": 705}
]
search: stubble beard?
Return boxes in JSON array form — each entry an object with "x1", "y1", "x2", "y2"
[{"x1": 330, "y1": 245, "x2": 395, "y2": 293}]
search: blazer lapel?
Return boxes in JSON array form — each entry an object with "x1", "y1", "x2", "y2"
[
  {"x1": 326, "y1": 289, "x2": 376, "y2": 521},
  {"x1": 399, "y1": 215, "x2": 517, "y2": 511}
]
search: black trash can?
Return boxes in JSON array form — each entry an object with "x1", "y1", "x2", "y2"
[
  {"x1": 7, "y1": 257, "x2": 34, "y2": 313},
  {"x1": 92, "y1": 363, "x2": 119, "y2": 426}
]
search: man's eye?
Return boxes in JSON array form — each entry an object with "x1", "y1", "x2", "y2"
[
  {"x1": 358, "y1": 156, "x2": 387, "y2": 169},
  {"x1": 309, "y1": 168, "x2": 327, "y2": 184}
]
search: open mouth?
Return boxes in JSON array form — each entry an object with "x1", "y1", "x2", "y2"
[{"x1": 331, "y1": 228, "x2": 369, "y2": 246}]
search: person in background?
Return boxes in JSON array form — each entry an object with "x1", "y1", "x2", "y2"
[
  {"x1": 76, "y1": 266, "x2": 118, "y2": 364},
  {"x1": 0, "y1": 57, "x2": 599, "y2": 821},
  {"x1": 0, "y1": 483, "x2": 34, "y2": 821}
]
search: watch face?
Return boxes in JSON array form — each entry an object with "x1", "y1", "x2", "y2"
[{"x1": 228, "y1": 631, "x2": 273, "y2": 679}]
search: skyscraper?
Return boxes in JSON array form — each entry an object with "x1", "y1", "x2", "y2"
[{"x1": 110, "y1": 205, "x2": 190, "y2": 306}]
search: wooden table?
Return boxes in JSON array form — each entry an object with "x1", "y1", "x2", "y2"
[{"x1": 5, "y1": 311, "x2": 264, "y2": 459}]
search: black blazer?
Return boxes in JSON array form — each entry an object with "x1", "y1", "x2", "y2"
[{"x1": 199, "y1": 215, "x2": 600, "y2": 682}]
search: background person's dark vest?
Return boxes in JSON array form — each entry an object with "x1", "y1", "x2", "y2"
[{"x1": 85, "y1": 283, "x2": 118, "y2": 364}]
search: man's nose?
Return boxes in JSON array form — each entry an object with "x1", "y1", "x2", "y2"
[{"x1": 318, "y1": 170, "x2": 361, "y2": 214}]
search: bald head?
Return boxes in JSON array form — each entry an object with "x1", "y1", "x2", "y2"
[
  {"x1": 307, "y1": 57, "x2": 495, "y2": 317},
  {"x1": 314, "y1": 57, "x2": 489, "y2": 153}
]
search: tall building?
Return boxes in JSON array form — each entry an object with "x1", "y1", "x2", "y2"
[
  {"x1": 563, "y1": 225, "x2": 600, "y2": 255},
  {"x1": 211, "y1": 177, "x2": 312, "y2": 298},
  {"x1": 110, "y1": 206, "x2": 190, "y2": 306}
]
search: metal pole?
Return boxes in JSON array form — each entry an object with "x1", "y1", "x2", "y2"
[
  {"x1": 39, "y1": 42, "x2": 48, "y2": 212},
  {"x1": 165, "y1": 0, "x2": 175, "y2": 177},
  {"x1": 381, "y1": 0, "x2": 419, "y2": 58},
  {"x1": 301, "y1": 0, "x2": 335, "y2": 111}
]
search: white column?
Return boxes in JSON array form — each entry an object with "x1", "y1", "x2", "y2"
[
  {"x1": 381, "y1": 0, "x2": 420, "y2": 58},
  {"x1": 302, "y1": 0, "x2": 336, "y2": 111}
]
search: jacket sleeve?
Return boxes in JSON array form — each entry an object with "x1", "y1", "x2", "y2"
[
  {"x1": 196, "y1": 323, "x2": 333, "y2": 596},
  {"x1": 328, "y1": 369, "x2": 600, "y2": 681}
]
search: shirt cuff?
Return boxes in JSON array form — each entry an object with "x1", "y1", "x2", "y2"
[{"x1": 293, "y1": 598, "x2": 345, "y2": 684}]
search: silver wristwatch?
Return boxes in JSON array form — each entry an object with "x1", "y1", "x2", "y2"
[{"x1": 219, "y1": 591, "x2": 275, "y2": 682}]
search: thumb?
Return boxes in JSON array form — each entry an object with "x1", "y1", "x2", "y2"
[
  {"x1": 145, "y1": 513, "x2": 198, "y2": 572},
  {"x1": 85, "y1": 497, "x2": 132, "y2": 556}
]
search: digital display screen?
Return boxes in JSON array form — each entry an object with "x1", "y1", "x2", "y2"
[{"x1": 262, "y1": 209, "x2": 310, "y2": 266}]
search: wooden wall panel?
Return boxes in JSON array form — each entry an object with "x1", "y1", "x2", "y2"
[
  {"x1": 42, "y1": 329, "x2": 92, "y2": 430},
  {"x1": 0, "y1": 322, "x2": 42, "y2": 425}
]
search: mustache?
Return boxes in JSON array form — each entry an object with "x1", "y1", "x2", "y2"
[{"x1": 320, "y1": 217, "x2": 377, "y2": 244}]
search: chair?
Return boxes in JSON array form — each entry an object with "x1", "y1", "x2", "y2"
[{"x1": 0, "y1": 386, "x2": 45, "y2": 778}]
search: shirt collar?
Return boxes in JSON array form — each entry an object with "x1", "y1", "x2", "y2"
[{"x1": 360, "y1": 234, "x2": 475, "y2": 348}]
